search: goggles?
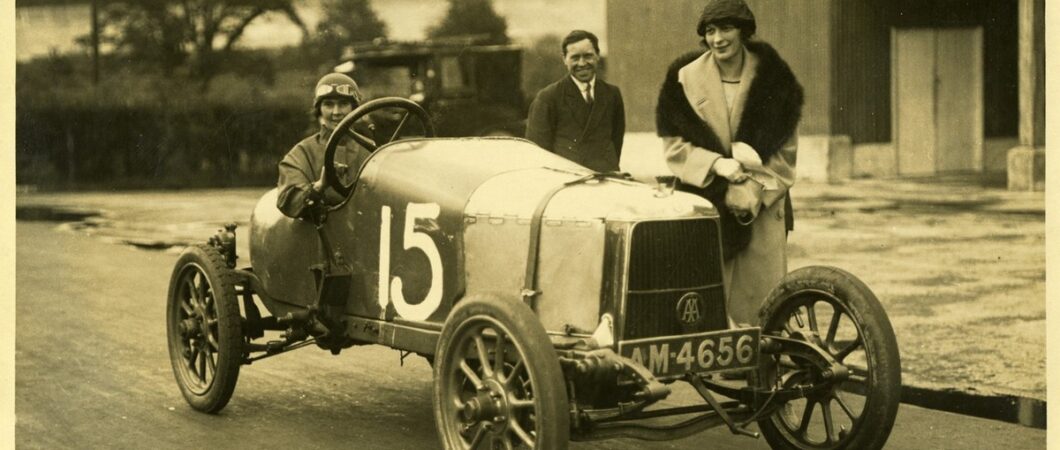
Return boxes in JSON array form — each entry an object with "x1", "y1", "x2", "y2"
[{"x1": 315, "y1": 83, "x2": 358, "y2": 97}]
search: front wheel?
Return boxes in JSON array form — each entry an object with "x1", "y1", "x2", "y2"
[
  {"x1": 166, "y1": 244, "x2": 244, "y2": 413},
  {"x1": 433, "y1": 295, "x2": 570, "y2": 449},
  {"x1": 755, "y1": 266, "x2": 901, "y2": 450}
]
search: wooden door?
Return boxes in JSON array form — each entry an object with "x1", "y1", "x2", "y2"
[{"x1": 892, "y1": 27, "x2": 983, "y2": 176}]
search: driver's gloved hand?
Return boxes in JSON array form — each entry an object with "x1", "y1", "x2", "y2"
[
  {"x1": 301, "y1": 187, "x2": 327, "y2": 222},
  {"x1": 311, "y1": 165, "x2": 327, "y2": 194}
]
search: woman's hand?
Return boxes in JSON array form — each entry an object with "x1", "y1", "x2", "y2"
[{"x1": 712, "y1": 158, "x2": 749, "y2": 183}]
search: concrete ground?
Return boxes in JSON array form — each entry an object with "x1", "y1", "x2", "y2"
[
  {"x1": 14, "y1": 221, "x2": 1048, "y2": 449},
  {"x1": 621, "y1": 133, "x2": 1046, "y2": 401},
  {"x1": 789, "y1": 177, "x2": 1045, "y2": 401}
]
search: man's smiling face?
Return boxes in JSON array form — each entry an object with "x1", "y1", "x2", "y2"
[{"x1": 564, "y1": 38, "x2": 599, "y2": 83}]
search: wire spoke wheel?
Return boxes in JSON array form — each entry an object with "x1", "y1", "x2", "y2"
[
  {"x1": 770, "y1": 298, "x2": 868, "y2": 446},
  {"x1": 175, "y1": 270, "x2": 219, "y2": 391},
  {"x1": 434, "y1": 296, "x2": 569, "y2": 450},
  {"x1": 166, "y1": 245, "x2": 244, "y2": 413},
  {"x1": 756, "y1": 266, "x2": 900, "y2": 450}
]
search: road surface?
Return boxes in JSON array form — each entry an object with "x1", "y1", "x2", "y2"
[{"x1": 15, "y1": 221, "x2": 1045, "y2": 449}]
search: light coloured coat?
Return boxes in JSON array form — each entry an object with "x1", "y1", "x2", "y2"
[{"x1": 658, "y1": 45, "x2": 800, "y2": 325}]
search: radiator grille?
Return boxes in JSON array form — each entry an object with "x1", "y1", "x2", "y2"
[
  {"x1": 627, "y1": 219, "x2": 723, "y2": 290},
  {"x1": 623, "y1": 219, "x2": 727, "y2": 340},
  {"x1": 624, "y1": 287, "x2": 727, "y2": 339}
]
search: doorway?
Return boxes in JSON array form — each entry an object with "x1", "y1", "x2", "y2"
[{"x1": 892, "y1": 27, "x2": 983, "y2": 176}]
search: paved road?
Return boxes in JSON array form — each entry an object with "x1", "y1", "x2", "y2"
[{"x1": 15, "y1": 221, "x2": 1045, "y2": 449}]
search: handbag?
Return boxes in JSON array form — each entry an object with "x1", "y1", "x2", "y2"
[{"x1": 724, "y1": 178, "x2": 764, "y2": 225}]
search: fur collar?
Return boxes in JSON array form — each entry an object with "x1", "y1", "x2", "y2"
[
  {"x1": 675, "y1": 49, "x2": 758, "y2": 150},
  {"x1": 656, "y1": 40, "x2": 802, "y2": 163}
]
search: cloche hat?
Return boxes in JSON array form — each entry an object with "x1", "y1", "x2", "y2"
[{"x1": 696, "y1": 0, "x2": 757, "y2": 37}]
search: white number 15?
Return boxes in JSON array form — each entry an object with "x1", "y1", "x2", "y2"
[{"x1": 378, "y1": 203, "x2": 444, "y2": 321}]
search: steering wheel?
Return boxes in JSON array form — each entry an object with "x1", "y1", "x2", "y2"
[{"x1": 321, "y1": 97, "x2": 435, "y2": 198}]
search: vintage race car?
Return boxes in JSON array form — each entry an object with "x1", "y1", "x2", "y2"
[{"x1": 166, "y1": 98, "x2": 901, "y2": 449}]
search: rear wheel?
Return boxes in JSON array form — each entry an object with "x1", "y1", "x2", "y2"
[
  {"x1": 166, "y1": 244, "x2": 244, "y2": 413},
  {"x1": 433, "y1": 295, "x2": 570, "y2": 449},
  {"x1": 755, "y1": 266, "x2": 900, "y2": 450}
]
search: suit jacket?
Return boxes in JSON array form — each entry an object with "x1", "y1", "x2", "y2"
[{"x1": 526, "y1": 76, "x2": 625, "y2": 172}]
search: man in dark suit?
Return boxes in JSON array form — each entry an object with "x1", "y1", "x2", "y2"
[{"x1": 526, "y1": 30, "x2": 626, "y2": 172}]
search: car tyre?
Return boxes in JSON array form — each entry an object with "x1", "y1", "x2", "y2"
[
  {"x1": 433, "y1": 295, "x2": 570, "y2": 449},
  {"x1": 166, "y1": 244, "x2": 244, "y2": 413},
  {"x1": 755, "y1": 266, "x2": 901, "y2": 450}
]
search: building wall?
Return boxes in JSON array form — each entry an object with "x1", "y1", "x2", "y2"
[
  {"x1": 831, "y1": 0, "x2": 891, "y2": 143},
  {"x1": 748, "y1": 0, "x2": 833, "y2": 136},
  {"x1": 606, "y1": 0, "x2": 833, "y2": 134},
  {"x1": 608, "y1": 0, "x2": 1018, "y2": 143},
  {"x1": 901, "y1": 0, "x2": 1018, "y2": 140},
  {"x1": 832, "y1": 0, "x2": 1018, "y2": 143},
  {"x1": 818, "y1": 0, "x2": 1017, "y2": 144},
  {"x1": 605, "y1": 0, "x2": 704, "y2": 132}
]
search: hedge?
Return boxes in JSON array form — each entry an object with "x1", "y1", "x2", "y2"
[
  {"x1": 17, "y1": 100, "x2": 314, "y2": 190},
  {"x1": 15, "y1": 49, "x2": 324, "y2": 190}
]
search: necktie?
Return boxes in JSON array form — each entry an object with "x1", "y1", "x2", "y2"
[{"x1": 584, "y1": 84, "x2": 594, "y2": 107}]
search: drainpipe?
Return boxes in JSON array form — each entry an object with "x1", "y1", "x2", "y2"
[{"x1": 1006, "y1": 0, "x2": 1045, "y2": 191}]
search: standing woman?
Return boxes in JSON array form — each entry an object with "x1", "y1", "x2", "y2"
[{"x1": 656, "y1": 0, "x2": 803, "y2": 325}]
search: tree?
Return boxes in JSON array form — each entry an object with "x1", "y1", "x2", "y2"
[
  {"x1": 522, "y1": 34, "x2": 566, "y2": 102},
  {"x1": 92, "y1": 0, "x2": 308, "y2": 88},
  {"x1": 428, "y1": 0, "x2": 509, "y2": 45},
  {"x1": 90, "y1": 1, "x2": 186, "y2": 70},
  {"x1": 314, "y1": 0, "x2": 388, "y2": 58}
]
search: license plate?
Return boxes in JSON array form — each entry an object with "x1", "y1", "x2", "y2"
[{"x1": 619, "y1": 328, "x2": 760, "y2": 379}]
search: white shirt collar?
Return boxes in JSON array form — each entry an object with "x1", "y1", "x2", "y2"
[{"x1": 570, "y1": 76, "x2": 596, "y2": 100}]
